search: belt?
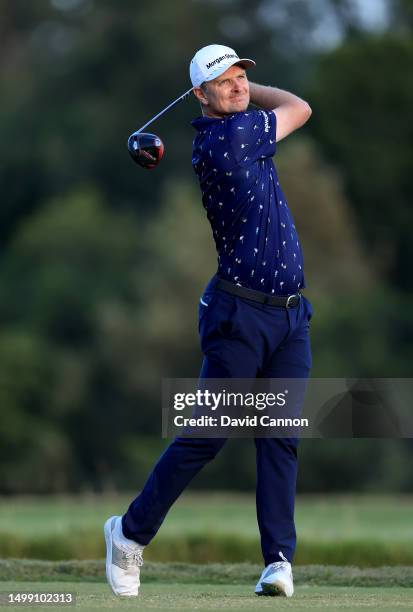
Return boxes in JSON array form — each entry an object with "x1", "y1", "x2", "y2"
[{"x1": 216, "y1": 278, "x2": 301, "y2": 308}]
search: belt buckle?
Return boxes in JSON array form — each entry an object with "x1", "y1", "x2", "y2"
[{"x1": 286, "y1": 293, "x2": 298, "y2": 308}]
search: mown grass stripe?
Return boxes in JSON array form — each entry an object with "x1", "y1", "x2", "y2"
[
  {"x1": 1, "y1": 560, "x2": 413, "y2": 587},
  {"x1": 1, "y1": 532, "x2": 413, "y2": 566}
]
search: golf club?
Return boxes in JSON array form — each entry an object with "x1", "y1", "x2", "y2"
[{"x1": 128, "y1": 87, "x2": 193, "y2": 169}]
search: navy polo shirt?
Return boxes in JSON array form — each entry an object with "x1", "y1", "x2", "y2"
[{"x1": 191, "y1": 109, "x2": 306, "y2": 296}]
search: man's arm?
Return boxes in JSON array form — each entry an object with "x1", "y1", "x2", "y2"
[{"x1": 249, "y1": 82, "x2": 312, "y2": 143}]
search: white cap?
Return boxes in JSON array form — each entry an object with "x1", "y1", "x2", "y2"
[{"x1": 190, "y1": 44, "x2": 256, "y2": 88}]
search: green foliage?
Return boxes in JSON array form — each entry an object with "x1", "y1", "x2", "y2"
[
  {"x1": 0, "y1": 187, "x2": 144, "y2": 491},
  {"x1": 0, "y1": 1, "x2": 412, "y2": 494},
  {"x1": 0, "y1": 331, "x2": 69, "y2": 492},
  {"x1": 307, "y1": 33, "x2": 413, "y2": 290},
  {"x1": 1, "y1": 176, "x2": 413, "y2": 493},
  {"x1": 276, "y1": 138, "x2": 374, "y2": 297}
]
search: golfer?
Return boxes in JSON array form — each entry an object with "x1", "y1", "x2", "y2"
[{"x1": 105, "y1": 44, "x2": 313, "y2": 598}]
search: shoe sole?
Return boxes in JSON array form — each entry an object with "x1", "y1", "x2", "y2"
[
  {"x1": 104, "y1": 516, "x2": 118, "y2": 596},
  {"x1": 261, "y1": 579, "x2": 292, "y2": 597}
]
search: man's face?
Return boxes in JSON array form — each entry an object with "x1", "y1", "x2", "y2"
[{"x1": 194, "y1": 64, "x2": 250, "y2": 117}]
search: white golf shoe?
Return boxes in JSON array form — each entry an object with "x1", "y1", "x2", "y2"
[
  {"x1": 255, "y1": 551, "x2": 294, "y2": 597},
  {"x1": 104, "y1": 515, "x2": 144, "y2": 597}
]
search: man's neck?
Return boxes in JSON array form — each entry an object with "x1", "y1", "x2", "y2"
[{"x1": 202, "y1": 109, "x2": 226, "y2": 119}]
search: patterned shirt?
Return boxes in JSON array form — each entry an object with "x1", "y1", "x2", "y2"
[{"x1": 191, "y1": 109, "x2": 306, "y2": 295}]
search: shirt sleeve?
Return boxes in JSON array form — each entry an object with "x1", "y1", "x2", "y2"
[{"x1": 226, "y1": 110, "x2": 277, "y2": 166}]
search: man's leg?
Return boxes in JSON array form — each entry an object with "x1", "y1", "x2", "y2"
[
  {"x1": 255, "y1": 295, "x2": 312, "y2": 566},
  {"x1": 123, "y1": 289, "x2": 260, "y2": 545},
  {"x1": 122, "y1": 435, "x2": 226, "y2": 543},
  {"x1": 106, "y1": 404, "x2": 228, "y2": 596}
]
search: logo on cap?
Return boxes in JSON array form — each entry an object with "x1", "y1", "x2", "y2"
[{"x1": 206, "y1": 53, "x2": 238, "y2": 70}]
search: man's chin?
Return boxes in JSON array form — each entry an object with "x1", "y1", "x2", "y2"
[{"x1": 228, "y1": 102, "x2": 249, "y2": 114}]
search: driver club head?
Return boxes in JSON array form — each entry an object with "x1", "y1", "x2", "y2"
[{"x1": 127, "y1": 132, "x2": 164, "y2": 169}]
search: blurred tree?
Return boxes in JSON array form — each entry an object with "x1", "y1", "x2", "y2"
[
  {"x1": 0, "y1": 186, "x2": 145, "y2": 491},
  {"x1": 1, "y1": 0, "x2": 389, "y2": 246},
  {"x1": 0, "y1": 329, "x2": 72, "y2": 493},
  {"x1": 1, "y1": 152, "x2": 412, "y2": 492},
  {"x1": 307, "y1": 33, "x2": 413, "y2": 291},
  {"x1": 0, "y1": 186, "x2": 141, "y2": 335},
  {"x1": 390, "y1": 0, "x2": 413, "y2": 32},
  {"x1": 298, "y1": 438, "x2": 413, "y2": 493},
  {"x1": 277, "y1": 137, "x2": 373, "y2": 298},
  {"x1": 1, "y1": 0, "x2": 412, "y2": 493}
]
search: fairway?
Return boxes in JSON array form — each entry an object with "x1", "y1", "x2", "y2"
[
  {"x1": 1, "y1": 494, "x2": 413, "y2": 565},
  {"x1": 2, "y1": 494, "x2": 413, "y2": 542},
  {"x1": 1, "y1": 582, "x2": 413, "y2": 611}
]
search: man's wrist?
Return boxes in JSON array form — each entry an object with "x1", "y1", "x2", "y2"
[
  {"x1": 249, "y1": 83, "x2": 272, "y2": 108},
  {"x1": 249, "y1": 82, "x2": 308, "y2": 110}
]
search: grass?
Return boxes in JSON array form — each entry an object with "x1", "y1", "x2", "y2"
[
  {"x1": 0, "y1": 493, "x2": 413, "y2": 565},
  {"x1": 1, "y1": 560, "x2": 413, "y2": 587},
  {"x1": 1, "y1": 559, "x2": 412, "y2": 611},
  {"x1": 2, "y1": 493, "x2": 413, "y2": 540},
  {"x1": 1, "y1": 582, "x2": 413, "y2": 611}
]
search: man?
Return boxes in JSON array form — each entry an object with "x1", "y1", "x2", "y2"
[{"x1": 104, "y1": 44, "x2": 313, "y2": 598}]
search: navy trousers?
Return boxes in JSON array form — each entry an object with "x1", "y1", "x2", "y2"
[{"x1": 123, "y1": 275, "x2": 313, "y2": 565}]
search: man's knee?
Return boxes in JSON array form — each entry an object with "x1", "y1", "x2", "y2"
[{"x1": 173, "y1": 436, "x2": 227, "y2": 459}]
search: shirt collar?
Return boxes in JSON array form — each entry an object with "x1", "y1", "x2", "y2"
[{"x1": 191, "y1": 115, "x2": 223, "y2": 130}]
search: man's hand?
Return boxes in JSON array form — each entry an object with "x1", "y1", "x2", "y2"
[{"x1": 249, "y1": 82, "x2": 312, "y2": 143}]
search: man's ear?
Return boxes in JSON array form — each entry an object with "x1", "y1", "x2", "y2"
[{"x1": 193, "y1": 87, "x2": 209, "y2": 106}]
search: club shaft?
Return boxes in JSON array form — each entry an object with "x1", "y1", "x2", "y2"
[{"x1": 136, "y1": 88, "x2": 194, "y2": 134}]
